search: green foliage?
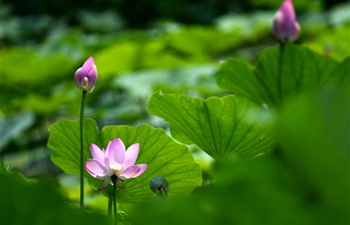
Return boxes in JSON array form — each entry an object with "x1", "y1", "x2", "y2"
[
  {"x1": 130, "y1": 158, "x2": 304, "y2": 225},
  {"x1": 95, "y1": 41, "x2": 140, "y2": 78},
  {"x1": 0, "y1": 111, "x2": 34, "y2": 150},
  {"x1": 278, "y1": 87, "x2": 349, "y2": 211},
  {"x1": 114, "y1": 65, "x2": 219, "y2": 98},
  {"x1": 0, "y1": 168, "x2": 108, "y2": 225},
  {"x1": 130, "y1": 88, "x2": 350, "y2": 225},
  {"x1": 47, "y1": 119, "x2": 202, "y2": 203},
  {"x1": 251, "y1": 0, "x2": 322, "y2": 10},
  {"x1": 306, "y1": 24, "x2": 350, "y2": 60},
  {"x1": 0, "y1": 48, "x2": 75, "y2": 85},
  {"x1": 216, "y1": 43, "x2": 340, "y2": 106},
  {"x1": 147, "y1": 92, "x2": 275, "y2": 160},
  {"x1": 48, "y1": 119, "x2": 101, "y2": 175},
  {"x1": 332, "y1": 56, "x2": 350, "y2": 88},
  {"x1": 0, "y1": 48, "x2": 78, "y2": 115},
  {"x1": 1, "y1": 2, "x2": 349, "y2": 224}
]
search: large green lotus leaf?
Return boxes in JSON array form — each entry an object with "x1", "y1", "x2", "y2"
[
  {"x1": 48, "y1": 119, "x2": 102, "y2": 175},
  {"x1": 48, "y1": 119, "x2": 103, "y2": 189},
  {"x1": 147, "y1": 92, "x2": 275, "y2": 160},
  {"x1": 47, "y1": 119, "x2": 202, "y2": 203},
  {"x1": 216, "y1": 59, "x2": 266, "y2": 105},
  {"x1": 216, "y1": 43, "x2": 339, "y2": 106}
]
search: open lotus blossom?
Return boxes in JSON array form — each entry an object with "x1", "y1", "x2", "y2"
[
  {"x1": 74, "y1": 56, "x2": 98, "y2": 92},
  {"x1": 272, "y1": 0, "x2": 301, "y2": 43},
  {"x1": 85, "y1": 138, "x2": 148, "y2": 190}
]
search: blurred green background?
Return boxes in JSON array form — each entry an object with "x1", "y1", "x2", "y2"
[
  {"x1": 0, "y1": 0, "x2": 349, "y2": 178},
  {"x1": 0, "y1": 1, "x2": 349, "y2": 224}
]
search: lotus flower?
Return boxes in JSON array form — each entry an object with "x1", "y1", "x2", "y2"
[
  {"x1": 74, "y1": 56, "x2": 98, "y2": 92},
  {"x1": 85, "y1": 138, "x2": 148, "y2": 190},
  {"x1": 272, "y1": 0, "x2": 301, "y2": 43}
]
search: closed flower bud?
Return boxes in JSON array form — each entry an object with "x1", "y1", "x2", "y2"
[
  {"x1": 272, "y1": 0, "x2": 301, "y2": 43},
  {"x1": 74, "y1": 56, "x2": 98, "y2": 92},
  {"x1": 150, "y1": 176, "x2": 168, "y2": 198}
]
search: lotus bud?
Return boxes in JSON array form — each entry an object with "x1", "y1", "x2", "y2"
[
  {"x1": 74, "y1": 56, "x2": 98, "y2": 92},
  {"x1": 150, "y1": 176, "x2": 168, "y2": 198},
  {"x1": 272, "y1": 0, "x2": 301, "y2": 43}
]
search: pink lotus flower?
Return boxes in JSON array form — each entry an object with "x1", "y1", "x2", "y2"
[
  {"x1": 272, "y1": 0, "x2": 301, "y2": 43},
  {"x1": 85, "y1": 138, "x2": 148, "y2": 190},
  {"x1": 74, "y1": 56, "x2": 98, "y2": 92}
]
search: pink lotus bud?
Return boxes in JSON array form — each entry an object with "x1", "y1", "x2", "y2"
[
  {"x1": 74, "y1": 56, "x2": 98, "y2": 92},
  {"x1": 272, "y1": 0, "x2": 301, "y2": 43},
  {"x1": 150, "y1": 176, "x2": 169, "y2": 198}
]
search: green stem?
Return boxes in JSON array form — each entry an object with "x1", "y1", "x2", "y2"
[
  {"x1": 278, "y1": 43, "x2": 285, "y2": 104},
  {"x1": 108, "y1": 186, "x2": 113, "y2": 222},
  {"x1": 80, "y1": 90, "x2": 87, "y2": 210},
  {"x1": 112, "y1": 176, "x2": 118, "y2": 225},
  {"x1": 0, "y1": 155, "x2": 3, "y2": 168},
  {"x1": 160, "y1": 188, "x2": 167, "y2": 198}
]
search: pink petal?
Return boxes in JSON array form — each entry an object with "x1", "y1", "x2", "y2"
[
  {"x1": 90, "y1": 143, "x2": 104, "y2": 163},
  {"x1": 280, "y1": 0, "x2": 296, "y2": 24},
  {"x1": 88, "y1": 64, "x2": 98, "y2": 81},
  {"x1": 106, "y1": 138, "x2": 125, "y2": 172},
  {"x1": 122, "y1": 143, "x2": 140, "y2": 169},
  {"x1": 85, "y1": 159, "x2": 110, "y2": 179},
  {"x1": 74, "y1": 68, "x2": 82, "y2": 79},
  {"x1": 81, "y1": 57, "x2": 95, "y2": 77},
  {"x1": 289, "y1": 22, "x2": 300, "y2": 42},
  {"x1": 118, "y1": 164, "x2": 148, "y2": 180},
  {"x1": 98, "y1": 178, "x2": 111, "y2": 190}
]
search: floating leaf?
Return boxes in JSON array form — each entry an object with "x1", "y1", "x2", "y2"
[
  {"x1": 216, "y1": 43, "x2": 339, "y2": 106},
  {"x1": 147, "y1": 92, "x2": 274, "y2": 160},
  {"x1": 47, "y1": 119, "x2": 202, "y2": 203}
]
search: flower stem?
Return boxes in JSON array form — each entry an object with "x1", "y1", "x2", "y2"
[
  {"x1": 112, "y1": 175, "x2": 118, "y2": 225},
  {"x1": 108, "y1": 186, "x2": 113, "y2": 222},
  {"x1": 278, "y1": 43, "x2": 285, "y2": 104},
  {"x1": 160, "y1": 188, "x2": 167, "y2": 198},
  {"x1": 0, "y1": 156, "x2": 3, "y2": 168},
  {"x1": 80, "y1": 90, "x2": 87, "y2": 210}
]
